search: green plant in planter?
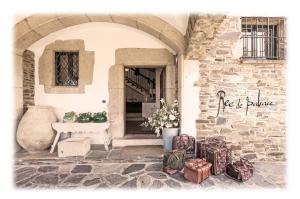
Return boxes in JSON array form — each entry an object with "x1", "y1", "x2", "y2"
[
  {"x1": 93, "y1": 111, "x2": 107, "y2": 123},
  {"x1": 77, "y1": 112, "x2": 92, "y2": 123},
  {"x1": 63, "y1": 111, "x2": 77, "y2": 123}
]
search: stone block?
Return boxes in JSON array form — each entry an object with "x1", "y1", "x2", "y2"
[
  {"x1": 57, "y1": 15, "x2": 90, "y2": 27},
  {"x1": 108, "y1": 65, "x2": 124, "y2": 89},
  {"x1": 14, "y1": 19, "x2": 31, "y2": 41},
  {"x1": 216, "y1": 117, "x2": 226, "y2": 125},
  {"x1": 107, "y1": 112, "x2": 124, "y2": 138},
  {"x1": 33, "y1": 18, "x2": 65, "y2": 37},
  {"x1": 38, "y1": 49, "x2": 53, "y2": 86},
  {"x1": 115, "y1": 48, "x2": 174, "y2": 66},
  {"x1": 137, "y1": 15, "x2": 167, "y2": 39},
  {"x1": 230, "y1": 145, "x2": 241, "y2": 151},
  {"x1": 111, "y1": 15, "x2": 138, "y2": 29},
  {"x1": 87, "y1": 14, "x2": 112, "y2": 22},
  {"x1": 58, "y1": 137, "x2": 91, "y2": 158},
  {"x1": 220, "y1": 128, "x2": 232, "y2": 134},
  {"x1": 108, "y1": 89, "x2": 125, "y2": 113},
  {"x1": 15, "y1": 30, "x2": 42, "y2": 52},
  {"x1": 44, "y1": 39, "x2": 85, "y2": 51},
  {"x1": 79, "y1": 51, "x2": 94, "y2": 85},
  {"x1": 160, "y1": 24, "x2": 185, "y2": 52}
]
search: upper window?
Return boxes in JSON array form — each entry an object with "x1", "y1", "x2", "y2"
[
  {"x1": 55, "y1": 51, "x2": 79, "y2": 86},
  {"x1": 241, "y1": 17, "x2": 285, "y2": 60}
]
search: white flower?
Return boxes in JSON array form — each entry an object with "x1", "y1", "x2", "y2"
[
  {"x1": 169, "y1": 114, "x2": 176, "y2": 121},
  {"x1": 160, "y1": 98, "x2": 165, "y2": 103},
  {"x1": 174, "y1": 122, "x2": 178, "y2": 127},
  {"x1": 155, "y1": 128, "x2": 160, "y2": 136},
  {"x1": 166, "y1": 123, "x2": 172, "y2": 128}
]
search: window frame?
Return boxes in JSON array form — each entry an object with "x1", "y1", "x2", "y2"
[
  {"x1": 240, "y1": 17, "x2": 285, "y2": 60},
  {"x1": 54, "y1": 51, "x2": 80, "y2": 87}
]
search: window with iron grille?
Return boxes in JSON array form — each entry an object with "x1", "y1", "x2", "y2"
[
  {"x1": 55, "y1": 51, "x2": 79, "y2": 86},
  {"x1": 241, "y1": 17, "x2": 285, "y2": 60}
]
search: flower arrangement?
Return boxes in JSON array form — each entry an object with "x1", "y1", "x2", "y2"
[{"x1": 142, "y1": 99, "x2": 180, "y2": 136}]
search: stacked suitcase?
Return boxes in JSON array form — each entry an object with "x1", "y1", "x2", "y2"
[
  {"x1": 196, "y1": 137, "x2": 232, "y2": 175},
  {"x1": 162, "y1": 134, "x2": 254, "y2": 184}
]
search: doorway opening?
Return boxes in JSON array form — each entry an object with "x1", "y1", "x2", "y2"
[{"x1": 125, "y1": 67, "x2": 166, "y2": 136}]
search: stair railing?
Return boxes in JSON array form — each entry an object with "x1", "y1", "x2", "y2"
[{"x1": 125, "y1": 68, "x2": 155, "y2": 94}]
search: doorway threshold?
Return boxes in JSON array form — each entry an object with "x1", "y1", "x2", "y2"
[{"x1": 112, "y1": 133, "x2": 163, "y2": 147}]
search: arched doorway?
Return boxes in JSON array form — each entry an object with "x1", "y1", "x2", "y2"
[{"x1": 13, "y1": 14, "x2": 185, "y2": 148}]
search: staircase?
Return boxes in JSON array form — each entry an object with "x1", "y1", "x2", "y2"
[{"x1": 125, "y1": 68, "x2": 155, "y2": 100}]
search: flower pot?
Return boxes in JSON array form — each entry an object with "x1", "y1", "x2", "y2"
[
  {"x1": 93, "y1": 112, "x2": 107, "y2": 123},
  {"x1": 63, "y1": 111, "x2": 77, "y2": 123},
  {"x1": 17, "y1": 106, "x2": 58, "y2": 152},
  {"x1": 162, "y1": 128, "x2": 179, "y2": 151},
  {"x1": 77, "y1": 112, "x2": 92, "y2": 123}
]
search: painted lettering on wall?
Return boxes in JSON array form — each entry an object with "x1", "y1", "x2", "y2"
[{"x1": 216, "y1": 89, "x2": 275, "y2": 116}]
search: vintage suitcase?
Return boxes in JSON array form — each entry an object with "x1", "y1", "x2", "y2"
[
  {"x1": 172, "y1": 134, "x2": 196, "y2": 158},
  {"x1": 184, "y1": 158, "x2": 212, "y2": 184},
  {"x1": 226, "y1": 158, "x2": 255, "y2": 182},
  {"x1": 163, "y1": 150, "x2": 186, "y2": 174},
  {"x1": 197, "y1": 137, "x2": 226, "y2": 158},
  {"x1": 197, "y1": 137, "x2": 231, "y2": 175}
]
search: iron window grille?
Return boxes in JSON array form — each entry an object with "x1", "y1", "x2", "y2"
[
  {"x1": 241, "y1": 17, "x2": 285, "y2": 60},
  {"x1": 55, "y1": 51, "x2": 79, "y2": 86}
]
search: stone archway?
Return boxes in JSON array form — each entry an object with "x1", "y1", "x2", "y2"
[
  {"x1": 108, "y1": 48, "x2": 176, "y2": 140},
  {"x1": 14, "y1": 14, "x2": 185, "y2": 121},
  {"x1": 13, "y1": 14, "x2": 186, "y2": 150},
  {"x1": 14, "y1": 14, "x2": 185, "y2": 54}
]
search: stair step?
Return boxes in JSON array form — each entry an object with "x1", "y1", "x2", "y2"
[{"x1": 113, "y1": 137, "x2": 163, "y2": 147}]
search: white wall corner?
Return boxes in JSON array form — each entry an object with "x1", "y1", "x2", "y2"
[{"x1": 180, "y1": 60, "x2": 200, "y2": 138}]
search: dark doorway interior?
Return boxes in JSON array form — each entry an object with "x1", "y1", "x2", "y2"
[{"x1": 125, "y1": 67, "x2": 164, "y2": 135}]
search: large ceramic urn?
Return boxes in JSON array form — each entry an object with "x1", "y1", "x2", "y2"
[{"x1": 17, "y1": 106, "x2": 58, "y2": 152}]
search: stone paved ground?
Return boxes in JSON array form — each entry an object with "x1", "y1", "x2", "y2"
[{"x1": 14, "y1": 146, "x2": 286, "y2": 189}]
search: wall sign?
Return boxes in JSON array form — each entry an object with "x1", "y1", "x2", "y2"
[{"x1": 216, "y1": 89, "x2": 275, "y2": 116}]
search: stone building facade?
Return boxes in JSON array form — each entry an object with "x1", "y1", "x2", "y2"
[
  {"x1": 14, "y1": 14, "x2": 287, "y2": 162},
  {"x1": 185, "y1": 15, "x2": 286, "y2": 161}
]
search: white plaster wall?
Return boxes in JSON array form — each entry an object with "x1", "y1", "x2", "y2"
[
  {"x1": 28, "y1": 22, "x2": 174, "y2": 144},
  {"x1": 180, "y1": 60, "x2": 200, "y2": 138}
]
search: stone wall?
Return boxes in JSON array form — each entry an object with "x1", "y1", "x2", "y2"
[
  {"x1": 186, "y1": 15, "x2": 286, "y2": 162},
  {"x1": 22, "y1": 50, "x2": 35, "y2": 112}
]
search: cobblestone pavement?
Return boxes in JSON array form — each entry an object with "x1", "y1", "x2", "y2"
[{"x1": 14, "y1": 146, "x2": 286, "y2": 189}]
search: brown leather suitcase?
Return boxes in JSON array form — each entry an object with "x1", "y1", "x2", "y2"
[
  {"x1": 226, "y1": 158, "x2": 254, "y2": 182},
  {"x1": 197, "y1": 137, "x2": 231, "y2": 175},
  {"x1": 184, "y1": 158, "x2": 212, "y2": 184},
  {"x1": 172, "y1": 134, "x2": 196, "y2": 158}
]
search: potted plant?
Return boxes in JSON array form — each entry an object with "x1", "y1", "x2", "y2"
[
  {"x1": 142, "y1": 99, "x2": 180, "y2": 151},
  {"x1": 93, "y1": 111, "x2": 107, "y2": 123},
  {"x1": 77, "y1": 112, "x2": 92, "y2": 123},
  {"x1": 63, "y1": 111, "x2": 77, "y2": 123}
]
